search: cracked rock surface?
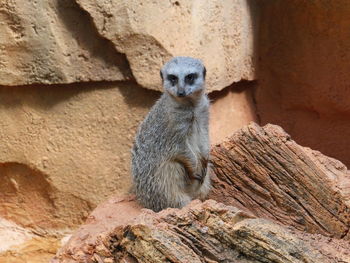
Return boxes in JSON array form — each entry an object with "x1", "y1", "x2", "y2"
[
  {"x1": 53, "y1": 199, "x2": 350, "y2": 263},
  {"x1": 53, "y1": 124, "x2": 350, "y2": 262},
  {"x1": 209, "y1": 123, "x2": 350, "y2": 239}
]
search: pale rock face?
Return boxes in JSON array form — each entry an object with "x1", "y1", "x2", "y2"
[
  {"x1": 0, "y1": 218, "x2": 32, "y2": 253},
  {"x1": 0, "y1": 0, "x2": 132, "y2": 85},
  {"x1": 0, "y1": 0, "x2": 257, "y2": 90},
  {"x1": 75, "y1": 0, "x2": 257, "y2": 92},
  {"x1": 0, "y1": 83, "x2": 159, "y2": 231}
]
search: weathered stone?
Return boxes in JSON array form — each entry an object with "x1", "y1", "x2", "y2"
[
  {"x1": 0, "y1": 235, "x2": 61, "y2": 263},
  {"x1": 209, "y1": 81, "x2": 258, "y2": 144},
  {"x1": 75, "y1": 0, "x2": 257, "y2": 92},
  {"x1": 52, "y1": 195, "x2": 142, "y2": 263},
  {"x1": 256, "y1": 0, "x2": 350, "y2": 167},
  {"x1": 52, "y1": 199, "x2": 350, "y2": 263},
  {"x1": 0, "y1": 0, "x2": 131, "y2": 86},
  {"x1": 51, "y1": 123, "x2": 350, "y2": 262},
  {"x1": 0, "y1": 217, "x2": 62, "y2": 263},
  {"x1": 0, "y1": 218, "x2": 33, "y2": 253},
  {"x1": 209, "y1": 123, "x2": 350, "y2": 239},
  {"x1": 1, "y1": 0, "x2": 257, "y2": 90},
  {"x1": 0, "y1": 82, "x2": 158, "y2": 231}
]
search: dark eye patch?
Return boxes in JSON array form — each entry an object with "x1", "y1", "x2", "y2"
[
  {"x1": 185, "y1": 73, "x2": 197, "y2": 85},
  {"x1": 167, "y1": 74, "x2": 178, "y2": 85}
]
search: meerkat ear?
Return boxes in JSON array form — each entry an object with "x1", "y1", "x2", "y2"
[
  {"x1": 203, "y1": 67, "x2": 206, "y2": 79},
  {"x1": 160, "y1": 70, "x2": 163, "y2": 81}
]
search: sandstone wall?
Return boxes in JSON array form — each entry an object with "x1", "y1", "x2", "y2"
[
  {"x1": 0, "y1": 83, "x2": 158, "y2": 231},
  {"x1": 209, "y1": 81, "x2": 257, "y2": 143},
  {"x1": 256, "y1": 0, "x2": 350, "y2": 167},
  {"x1": 1, "y1": 0, "x2": 256, "y2": 91},
  {"x1": 0, "y1": 0, "x2": 132, "y2": 85},
  {"x1": 0, "y1": 0, "x2": 257, "y2": 261}
]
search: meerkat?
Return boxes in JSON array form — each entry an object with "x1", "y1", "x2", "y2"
[{"x1": 131, "y1": 56, "x2": 211, "y2": 212}]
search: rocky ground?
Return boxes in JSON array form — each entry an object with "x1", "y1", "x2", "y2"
[{"x1": 52, "y1": 124, "x2": 350, "y2": 263}]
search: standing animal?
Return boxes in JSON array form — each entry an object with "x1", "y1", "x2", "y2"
[{"x1": 131, "y1": 56, "x2": 211, "y2": 212}]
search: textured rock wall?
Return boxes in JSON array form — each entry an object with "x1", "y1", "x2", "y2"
[
  {"x1": 256, "y1": 0, "x2": 350, "y2": 167},
  {"x1": 1, "y1": 0, "x2": 257, "y2": 91},
  {"x1": 0, "y1": 82, "x2": 159, "y2": 262},
  {"x1": 74, "y1": 0, "x2": 257, "y2": 92},
  {"x1": 209, "y1": 81, "x2": 257, "y2": 144},
  {"x1": 0, "y1": 0, "x2": 132, "y2": 85},
  {"x1": 0, "y1": 0, "x2": 257, "y2": 226},
  {"x1": 0, "y1": 0, "x2": 258, "y2": 260},
  {"x1": 0, "y1": 83, "x2": 158, "y2": 231}
]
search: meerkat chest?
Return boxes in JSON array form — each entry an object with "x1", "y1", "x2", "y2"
[{"x1": 185, "y1": 111, "x2": 207, "y2": 161}]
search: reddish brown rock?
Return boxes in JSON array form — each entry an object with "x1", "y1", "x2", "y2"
[
  {"x1": 52, "y1": 123, "x2": 350, "y2": 262},
  {"x1": 209, "y1": 123, "x2": 350, "y2": 239},
  {"x1": 53, "y1": 199, "x2": 350, "y2": 263},
  {"x1": 52, "y1": 195, "x2": 142, "y2": 263},
  {"x1": 209, "y1": 81, "x2": 258, "y2": 144},
  {"x1": 256, "y1": 0, "x2": 350, "y2": 168}
]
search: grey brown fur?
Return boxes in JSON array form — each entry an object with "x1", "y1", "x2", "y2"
[{"x1": 131, "y1": 56, "x2": 211, "y2": 212}]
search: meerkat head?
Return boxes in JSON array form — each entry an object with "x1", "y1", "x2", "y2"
[{"x1": 160, "y1": 56, "x2": 206, "y2": 101}]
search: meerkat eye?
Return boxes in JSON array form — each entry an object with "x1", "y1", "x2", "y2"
[
  {"x1": 167, "y1": 74, "x2": 178, "y2": 85},
  {"x1": 185, "y1": 73, "x2": 197, "y2": 85}
]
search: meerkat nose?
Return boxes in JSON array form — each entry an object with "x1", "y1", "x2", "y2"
[{"x1": 177, "y1": 91, "x2": 186, "y2": 97}]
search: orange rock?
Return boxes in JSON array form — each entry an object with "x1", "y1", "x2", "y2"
[
  {"x1": 256, "y1": 0, "x2": 350, "y2": 167},
  {"x1": 53, "y1": 199, "x2": 350, "y2": 263},
  {"x1": 53, "y1": 123, "x2": 350, "y2": 262},
  {"x1": 209, "y1": 123, "x2": 350, "y2": 239}
]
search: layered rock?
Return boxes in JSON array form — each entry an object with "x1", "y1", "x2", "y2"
[
  {"x1": 52, "y1": 124, "x2": 350, "y2": 262},
  {"x1": 53, "y1": 199, "x2": 350, "y2": 263},
  {"x1": 209, "y1": 123, "x2": 350, "y2": 239}
]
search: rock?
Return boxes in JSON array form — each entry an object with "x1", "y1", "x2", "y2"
[
  {"x1": 209, "y1": 123, "x2": 350, "y2": 239},
  {"x1": 209, "y1": 81, "x2": 258, "y2": 144},
  {"x1": 256, "y1": 0, "x2": 350, "y2": 167},
  {"x1": 0, "y1": 218, "x2": 62, "y2": 263},
  {"x1": 52, "y1": 199, "x2": 350, "y2": 263},
  {"x1": 52, "y1": 123, "x2": 350, "y2": 262},
  {"x1": 0, "y1": 82, "x2": 158, "y2": 231},
  {"x1": 1, "y1": 0, "x2": 257, "y2": 90},
  {"x1": 0, "y1": 218, "x2": 33, "y2": 253},
  {"x1": 74, "y1": 0, "x2": 257, "y2": 92},
  {"x1": 52, "y1": 195, "x2": 142, "y2": 263},
  {"x1": 0, "y1": 236, "x2": 61, "y2": 263},
  {"x1": 0, "y1": 0, "x2": 131, "y2": 86}
]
